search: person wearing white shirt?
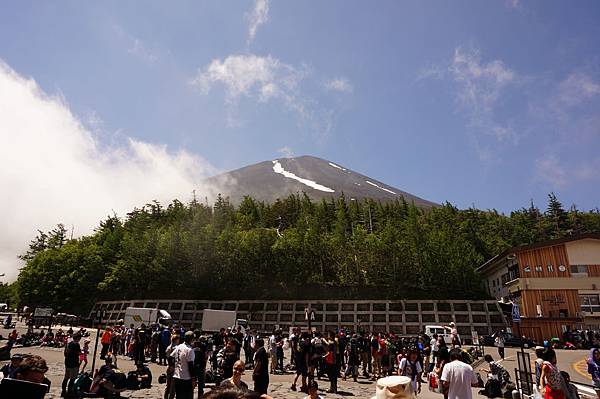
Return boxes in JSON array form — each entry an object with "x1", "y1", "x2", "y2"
[
  {"x1": 430, "y1": 334, "x2": 440, "y2": 371},
  {"x1": 398, "y1": 349, "x2": 422, "y2": 393},
  {"x1": 172, "y1": 331, "x2": 196, "y2": 399},
  {"x1": 441, "y1": 348, "x2": 479, "y2": 399}
]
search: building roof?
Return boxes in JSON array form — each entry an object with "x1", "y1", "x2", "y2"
[{"x1": 476, "y1": 233, "x2": 600, "y2": 275}]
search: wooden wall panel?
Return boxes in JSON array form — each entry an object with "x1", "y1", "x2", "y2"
[
  {"x1": 517, "y1": 244, "x2": 571, "y2": 278},
  {"x1": 520, "y1": 289, "x2": 580, "y2": 318},
  {"x1": 587, "y1": 265, "x2": 600, "y2": 277},
  {"x1": 519, "y1": 319, "x2": 575, "y2": 343}
]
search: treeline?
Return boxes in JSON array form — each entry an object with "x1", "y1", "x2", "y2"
[{"x1": 10, "y1": 193, "x2": 600, "y2": 315}]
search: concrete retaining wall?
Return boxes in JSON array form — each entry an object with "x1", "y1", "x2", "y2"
[{"x1": 91, "y1": 299, "x2": 506, "y2": 338}]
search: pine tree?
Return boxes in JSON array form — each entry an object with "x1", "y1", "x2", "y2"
[{"x1": 545, "y1": 193, "x2": 568, "y2": 238}]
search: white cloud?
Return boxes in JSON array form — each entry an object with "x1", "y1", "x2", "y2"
[
  {"x1": 506, "y1": 0, "x2": 521, "y2": 9},
  {"x1": 113, "y1": 24, "x2": 159, "y2": 64},
  {"x1": 534, "y1": 155, "x2": 567, "y2": 188},
  {"x1": 535, "y1": 153, "x2": 600, "y2": 189},
  {"x1": 189, "y1": 55, "x2": 348, "y2": 140},
  {"x1": 246, "y1": 0, "x2": 269, "y2": 45},
  {"x1": 449, "y1": 47, "x2": 517, "y2": 143},
  {"x1": 277, "y1": 146, "x2": 294, "y2": 158},
  {"x1": 0, "y1": 60, "x2": 225, "y2": 280},
  {"x1": 128, "y1": 38, "x2": 158, "y2": 64},
  {"x1": 324, "y1": 77, "x2": 353, "y2": 93},
  {"x1": 416, "y1": 65, "x2": 445, "y2": 81},
  {"x1": 557, "y1": 72, "x2": 600, "y2": 107},
  {"x1": 190, "y1": 54, "x2": 298, "y2": 100},
  {"x1": 189, "y1": 54, "x2": 311, "y2": 121}
]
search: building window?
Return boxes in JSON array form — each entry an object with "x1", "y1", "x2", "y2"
[
  {"x1": 571, "y1": 265, "x2": 589, "y2": 275},
  {"x1": 547, "y1": 265, "x2": 554, "y2": 272},
  {"x1": 535, "y1": 265, "x2": 543, "y2": 272},
  {"x1": 580, "y1": 294, "x2": 600, "y2": 313},
  {"x1": 524, "y1": 265, "x2": 531, "y2": 273}
]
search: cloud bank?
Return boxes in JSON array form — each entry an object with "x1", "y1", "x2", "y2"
[{"x1": 0, "y1": 61, "x2": 221, "y2": 280}]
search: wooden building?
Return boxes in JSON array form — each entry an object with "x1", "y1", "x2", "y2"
[{"x1": 477, "y1": 234, "x2": 600, "y2": 342}]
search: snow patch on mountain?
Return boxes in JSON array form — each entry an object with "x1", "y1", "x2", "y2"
[
  {"x1": 272, "y1": 160, "x2": 335, "y2": 193},
  {"x1": 328, "y1": 162, "x2": 347, "y2": 171},
  {"x1": 365, "y1": 180, "x2": 396, "y2": 195}
]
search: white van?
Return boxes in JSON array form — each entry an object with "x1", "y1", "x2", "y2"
[
  {"x1": 424, "y1": 325, "x2": 453, "y2": 345},
  {"x1": 124, "y1": 307, "x2": 172, "y2": 329},
  {"x1": 0, "y1": 303, "x2": 8, "y2": 311}
]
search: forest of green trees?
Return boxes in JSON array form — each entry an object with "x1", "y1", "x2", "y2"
[{"x1": 4, "y1": 193, "x2": 600, "y2": 315}]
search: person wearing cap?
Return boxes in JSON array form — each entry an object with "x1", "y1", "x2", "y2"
[
  {"x1": 495, "y1": 332, "x2": 505, "y2": 360},
  {"x1": 172, "y1": 330, "x2": 196, "y2": 399},
  {"x1": 1, "y1": 353, "x2": 23, "y2": 379},
  {"x1": 80, "y1": 338, "x2": 91, "y2": 373},
  {"x1": 445, "y1": 323, "x2": 461, "y2": 348}
]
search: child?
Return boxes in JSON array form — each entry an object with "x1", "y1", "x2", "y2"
[
  {"x1": 588, "y1": 348, "x2": 600, "y2": 398},
  {"x1": 303, "y1": 379, "x2": 324, "y2": 399},
  {"x1": 560, "y1": 371, "x2": 580, "y2": 399},
  {"x1": 80, "y1": 338, "x2": 90, "y2": 372}
]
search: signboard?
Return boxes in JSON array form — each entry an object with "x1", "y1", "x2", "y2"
[
  {"x1": 471, "y1": 331, "x2": 479, "y2": 346},
  {"x1": 304, "y1": 309, "x2": 315, "y2": 321},
  {"x1": 512, "y1": 303, "x2": 521, "y2": 323},
  {"x1": 95, "y1": 309, "x2": 106, "y2": 324},
  {"x1": 33, "y1": 307, "x2": 53, "y2": 318}
]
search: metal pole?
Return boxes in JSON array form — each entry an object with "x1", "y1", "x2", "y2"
[
  {"x1": 516, "y1": 322, "x2": 524, "y2": 356},
  {"x1": 90, "y1": 325, "x2": 100, "y2": 375}
]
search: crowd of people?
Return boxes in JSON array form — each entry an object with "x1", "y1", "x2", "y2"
[
  {"x1": 103, "y1": 321, "x2": 486, "y2": 399},
  {"x1": 5, "y1": 315, "x2": 600, "y2": 399}
]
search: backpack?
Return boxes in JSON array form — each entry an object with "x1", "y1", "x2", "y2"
[
  {"x1": 73, "y1": 372, "x2": 92, "y2": 395},
  {"x1": 111, "y1": 370, "x2": 127, "y2": 390},
  {"x1": 401, "y1": 360, "x2": 418, "y2": 381}
]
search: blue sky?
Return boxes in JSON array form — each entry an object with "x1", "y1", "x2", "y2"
[{"x1": 1, "y1": 1, "x2": 600, "y2": 266}]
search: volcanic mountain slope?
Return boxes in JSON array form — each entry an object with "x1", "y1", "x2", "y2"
[{"x1": 205, "y1": 155, "x2": 438, "y2": 207}]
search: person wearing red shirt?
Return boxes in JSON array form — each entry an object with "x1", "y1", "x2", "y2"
[{"x1": 100, "y1": 326, "x2": 113, "y2": 360}]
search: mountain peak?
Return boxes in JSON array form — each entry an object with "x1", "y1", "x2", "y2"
[{"x1": 204, "y1": 156, "x2": 438, "y2": 207}]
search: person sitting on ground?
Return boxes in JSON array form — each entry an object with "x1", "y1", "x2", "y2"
[
  {"x1": 481, "y1": 354, "x2": 510, "y2": 385},
  {"x1": 220, "y1": 360, "x2": 249, "y2": 391},
  {"x1": 480, "y1": 354, "x2": 508, "y2": 398},
  {"x1": 204, "y1": 386, "x2": 274, "y2": 399},
  {"x1": 131, "y1": 362, "x2": 152, "y2": 389},
  {"x1": 303, "y1": 379, "x2": 324, "y2": 399},
  {"x1": 90, "y1": 355, "x2": 126, "y2": 398},
  {"x1": 560, "y1": 371, "x2": 580, "y2": 399},
  {"x1": 1, "y1": 353, "x2": 23, "y2": 378}
]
